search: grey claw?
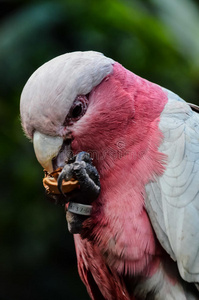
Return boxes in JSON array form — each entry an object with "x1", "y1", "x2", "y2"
[
  {"x1": 57, "y1": 164, "x2": 74, "y2": 195},
  {"x1": 57, "y1": 172, "x2": 66, "y2": 195},
  {"x1": 75, "y1": 151, "x2": 92, "y2": 163},
  {"x1": 57, "y1": 151, "x2": 100, "y2": 201}
]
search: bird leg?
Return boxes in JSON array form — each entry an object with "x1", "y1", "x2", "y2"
[{"x1": 57, "y1": 151, "x2": 100, "y2": 234}]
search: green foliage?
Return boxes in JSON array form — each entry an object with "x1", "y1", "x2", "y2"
[{"x1": 1, "y1": 0, "x2": 199, "y2": 299}]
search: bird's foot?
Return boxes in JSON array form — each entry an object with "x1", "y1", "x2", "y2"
[
  {"x1": 57, "y1": 151, "x2": 100, "y2": 233},
  {"x1": 58, "y1": 151, "x2": 100, "y2": 201}
]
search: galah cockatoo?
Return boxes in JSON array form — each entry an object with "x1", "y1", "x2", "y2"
[{"x1": 20, "y1": 51, "x2": 199, "y2": 300}]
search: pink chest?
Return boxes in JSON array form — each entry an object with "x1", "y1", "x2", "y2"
[{"x1": 86, "y1": 140, "x2": 164, "y2": 276}]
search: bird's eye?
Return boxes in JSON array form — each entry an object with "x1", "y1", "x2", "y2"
[
  {"x1": 71, "y1": 104, "x2": 83, "y2": 119},
  {"x1": 64, "y1": 95, "x2": 89, "y2": 126}
]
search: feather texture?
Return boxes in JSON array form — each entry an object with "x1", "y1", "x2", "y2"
[
  {"x1": 145, "y1": 88, "x2": 199, "y2": 284},
  {"x1": 20, "y1": 51, "x2": 199, "y2": 299},
  {"x1": 20, "y1": 51, "x2": 114, "y2": 138}
]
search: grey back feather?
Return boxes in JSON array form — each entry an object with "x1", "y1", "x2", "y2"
[{"x1": 145, "y1": 88, "x2": 199, "y2": 284}]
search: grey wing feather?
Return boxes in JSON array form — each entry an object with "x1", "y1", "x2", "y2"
[{"x1": 145, "y1": 88, "x2": 199, "y2": 283}]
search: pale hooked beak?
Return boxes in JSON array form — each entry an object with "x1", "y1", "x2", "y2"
[{"x1": 33, "y1": 131, "x2": 63, "y2": 173}]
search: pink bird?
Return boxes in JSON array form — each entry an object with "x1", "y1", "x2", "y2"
[{"x1": 20, "y1": 51, "x2": 199, "y2": 299}]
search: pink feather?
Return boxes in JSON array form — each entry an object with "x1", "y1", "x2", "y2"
[{"x1": 70, "y1": 63, "x2": 169, "y2": 298}]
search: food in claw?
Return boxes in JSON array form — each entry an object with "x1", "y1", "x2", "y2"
[{"x1": 43, "y1": 168, "x2": 79, "y2": 194}]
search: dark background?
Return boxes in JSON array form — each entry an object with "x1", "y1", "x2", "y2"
[{"x1": 1, "y1": 0, "x2": 199, "y2": 299}]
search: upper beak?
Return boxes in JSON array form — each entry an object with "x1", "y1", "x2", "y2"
[{"x1": 33, "y1": 131, "x2": 63, "y2": 173}]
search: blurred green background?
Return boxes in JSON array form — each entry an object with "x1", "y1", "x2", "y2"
[{"x1": 1, "y1": 0, "x2": 199, "y2": 299}]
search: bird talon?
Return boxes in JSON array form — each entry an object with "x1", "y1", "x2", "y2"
[
  {"x1": 57, "y1": 163, "x2": 74, "y2": 195},
  {"x1": 57, "y1": 172, "x2": 65, "y2": 195},
  {"x1": 56, "y1": 151, "x2": 100, "y2": 203}
]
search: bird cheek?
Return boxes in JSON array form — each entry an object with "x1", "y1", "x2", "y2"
[
  {"x1": 71, "y1": 139, "x2": 80, "y2": 153},
  {"x1": 59, "y1": 126, "x2": 73, "y2": 138}
]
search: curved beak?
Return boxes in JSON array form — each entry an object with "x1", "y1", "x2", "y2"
[{"x1": 33, "y1": 131, "x2": 63, "y2": 173}]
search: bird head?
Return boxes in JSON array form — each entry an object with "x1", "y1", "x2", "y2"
[
  {"x1": 20, "y1": 51, "x2": 165, "y2": 176},
  {"x1": 20, "y1": 51, "x2": 114, "y2": 173}
]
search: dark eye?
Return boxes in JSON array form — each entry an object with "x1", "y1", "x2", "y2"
[
  {"x1": 64, "y1": 95, "x2": 89, "y2": 126},
  {"x1": 70, "y1": 103, "x2": 83, "y2": 119}
]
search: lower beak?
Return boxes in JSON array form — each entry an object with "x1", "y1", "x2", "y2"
[{"x1": 33, "y1": 131, "x2": 64, "y2": 173}]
